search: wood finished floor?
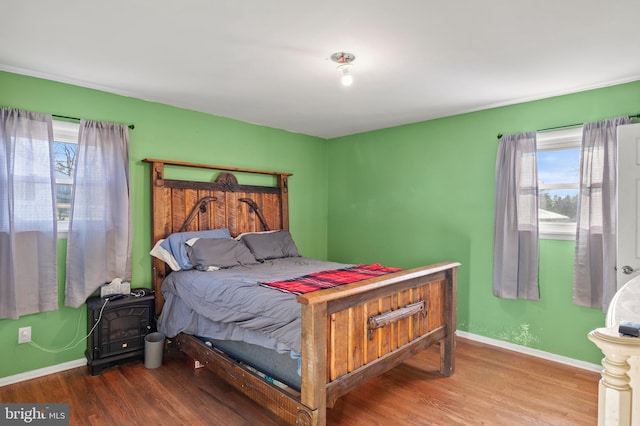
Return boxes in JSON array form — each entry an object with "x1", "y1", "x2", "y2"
[{"x1": 0, "y1": 337, "x2": 599, "y2": 425}]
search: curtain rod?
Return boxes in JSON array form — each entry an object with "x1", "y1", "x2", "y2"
[
  {"x1": 496, "y1": 113, "x2": 640, "y2": 139},
  {"x1": 52, "y1": 114, "x2": 135, "y2": 130}
]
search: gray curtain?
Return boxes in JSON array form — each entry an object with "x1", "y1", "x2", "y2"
[
  {"x1": 0, "y1": 108, "x2": 58, "y2": 319},
  {"x1": 64, "y1": 120, "x2": 131, "y2": 307},
  {"x1": 573, "y1": 117, "x2": 630, "y2": 311},
  {"x1": 493, "y1": 131, "x2": 539, "y2": 300}
]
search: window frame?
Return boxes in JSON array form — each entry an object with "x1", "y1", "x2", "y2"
[
  {"x1": 52, "y1": 120, "x2": 79, "y2": 238},
  {"x1": 537, "y1": 126, "x2": 582, "y2": 240}
]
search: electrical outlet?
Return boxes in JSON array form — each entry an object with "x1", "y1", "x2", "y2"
[{"x1": 18, "y1": 326, "x2": 31, "y2": 344}]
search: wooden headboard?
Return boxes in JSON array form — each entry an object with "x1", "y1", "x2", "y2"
[{"x1": 143, "y1": 158, "x2": 292, "y2": 313}]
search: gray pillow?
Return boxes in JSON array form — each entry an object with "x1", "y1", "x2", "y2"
[
  {"x1": 239, "y1": 230, "x2": 300, "y2": 261},
  {"x1": 186, "y1": 238, "x2": 259, "y2": 270},
  {"x1": 153, "y1": 228, "x2": 232, "y2": 271}
]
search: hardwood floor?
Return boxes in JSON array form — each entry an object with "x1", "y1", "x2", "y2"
[{"x1": 0, "y1": 337, "x2": 599, "y2": 425}]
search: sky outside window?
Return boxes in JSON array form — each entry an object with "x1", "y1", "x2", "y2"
[
  {"x1": 538, "y1": 147, "x2": 580, "y2": 189},
  {"x1": 538, "y1": 147, "x2": 580, "y2": 223}
]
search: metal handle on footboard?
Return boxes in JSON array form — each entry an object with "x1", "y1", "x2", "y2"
[{"x1": 367, "y1": 301, "x2": 426, "y2": 340}]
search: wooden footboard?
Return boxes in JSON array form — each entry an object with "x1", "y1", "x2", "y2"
[
  {"x1": 298, "y1": 261, "x2": 458, "y2": 425},
  {"x1": 176, "y1": 261, "x2": 458, "y2": 426}
]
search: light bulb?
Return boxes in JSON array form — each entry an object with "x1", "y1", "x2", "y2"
[
  {"x1": 331, "y1": 52, "x2": 356, "y2": 87},
  {"x1": 340, "y1": 66, "x2": 353, "y2": 86}
]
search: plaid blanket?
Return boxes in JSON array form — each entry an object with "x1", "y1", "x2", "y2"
[{"x1": 260, "y1": 264, "x2": 402, "y2": 295}]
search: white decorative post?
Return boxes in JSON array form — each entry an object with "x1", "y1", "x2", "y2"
[{"x1": 589, "y1": 327, "x2": 640, "y2": 426}]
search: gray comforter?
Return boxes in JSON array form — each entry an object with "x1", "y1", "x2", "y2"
[{"x1": 157, "y1": 257, "x2": 351, "y2": 356}]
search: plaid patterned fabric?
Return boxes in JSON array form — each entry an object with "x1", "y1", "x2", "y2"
[{"x1": 260, "y1": 264, "x2": 402, "y2": 295}]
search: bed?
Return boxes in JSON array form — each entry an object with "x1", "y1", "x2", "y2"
[{"x1": 143, "y1": 158, "x2": 459, "y2": 426}]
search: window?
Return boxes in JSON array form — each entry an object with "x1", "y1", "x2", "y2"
[
  {"x1": 52, "y1": 120, "x2": 79, "y2": 235},
  {"x1": 537, "y1": 127, "x2": 581, "y2": 240}
]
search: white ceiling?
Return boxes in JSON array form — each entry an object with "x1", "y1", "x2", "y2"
[{"x1": 1, "y1": 1, "x2": 640, "y2": 139}]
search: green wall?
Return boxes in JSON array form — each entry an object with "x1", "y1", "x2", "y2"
[
  {"x1": 0, "y1": 71, "x2": 328, "y2": 378},
  {"x1": 1, "y1": 68, "x2": 638, "y2": 379},
  {"x1": 327, "y1": 80, "x2": 640, "y2": 364}
]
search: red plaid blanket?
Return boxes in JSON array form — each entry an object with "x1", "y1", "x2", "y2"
[{"x1": 260, "y1": 264, "x2": 402, "y2": 295}]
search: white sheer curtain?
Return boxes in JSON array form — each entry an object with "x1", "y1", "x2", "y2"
[
  {"x1": 493, "y1": 131, "x2": 540, "y2": 300},
  {"x1": 573, "y1": 117, "x2": 630, "y2": 311},
  {"x1": 64, "y1": 120, "x2": 131, "y2": 307},
  {"x1": 0, "y1": 108, "x2": 58, "y2": 319}
]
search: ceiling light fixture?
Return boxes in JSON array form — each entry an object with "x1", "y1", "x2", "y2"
[{"x1": 331, "y1": 52, "x2": 355, "y2": 87}]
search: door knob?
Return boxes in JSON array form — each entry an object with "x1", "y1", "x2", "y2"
[{"x1": 621, "y1": 265, "x2": 634, "y2": 275}]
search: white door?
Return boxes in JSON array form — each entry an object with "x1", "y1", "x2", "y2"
[{"x1": 617, "y1": 123, "x2": 640, "y2": 289}]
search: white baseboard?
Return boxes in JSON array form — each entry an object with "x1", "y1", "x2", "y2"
[
  {"x1": 456, "y1": 330, "x2": 602, "y2": 373},
  {"x1": 0, "y1": 358, "x2": 87, "y2": 387}
]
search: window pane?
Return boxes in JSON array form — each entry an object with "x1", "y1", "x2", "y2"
[
  {"x1": 56, "y1": 183, "x2": 72, "y2": 221},
  {"x1": 537, "y1": 130, "x2": 580, "y2": 239},
  {"x1": 53, "y1": 141, "x2": 77, "y2": 224},
  {"x1": 538, "y1": 148, "x2": 580, "y2": 185},
  {"x1": 539, "y1": 189, "x2": 578, "y2": 223}
]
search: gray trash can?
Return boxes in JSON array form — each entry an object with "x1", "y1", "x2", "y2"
[{"x1": 144, "y1": 332, "x2": 165, "y2": 369}]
